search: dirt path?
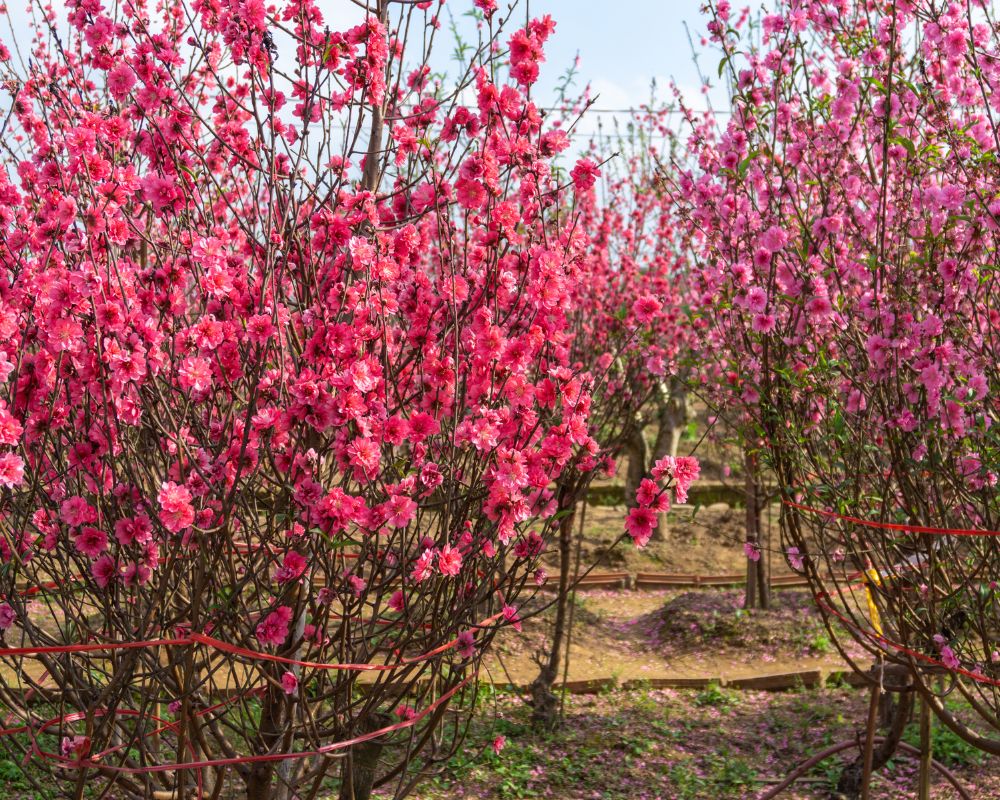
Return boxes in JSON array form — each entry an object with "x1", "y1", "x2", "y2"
[{"x1": 485, "y1": 588, "x2": 869, "y2": 686}]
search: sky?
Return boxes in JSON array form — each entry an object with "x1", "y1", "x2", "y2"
[
  {"x1": 521, "y1": 0, "x2": 727, "y2": 111},
  {"x1": 502, "y1": 0, "x2": 732, "y2": 148}
]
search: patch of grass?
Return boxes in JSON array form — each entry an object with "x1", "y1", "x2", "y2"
[
  {"x1": 786, "y1": 689, "x2": 838, "y2": 722},
  {"x1": 0, "y1": 727, "x2": 70, "y2": 799},
  {"x1": 486, "y1": 746, "x2": 538, "y2": 799},
  {"x1": 809, "y1": 758, "x2": 844, "y2": 791},
  {"x1": 708, "y1": 750, "x2": 759, "y2": 794},
  {"x1": 628, "y1": 680, "x2": 662, "y2": 715},
  {"x1": 902, "y1": 720, "x2": 985, "y2": 767},
  {"x1": 0, "y1": 757, "x2": 30, "y2": 790},
  {"x1": 668, "y1": 761, "x2": 709, "y2": 799},
  {"x1": 693, "y1": 682, "x2": 737, "y2": 709},
  {"x1": 668, "y1": 752, "x2": 757, "y2": 800}
]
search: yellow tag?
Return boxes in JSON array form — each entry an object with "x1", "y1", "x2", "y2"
[{"x1": 864, "y1": 568, "x2": 883, "y2": 636}]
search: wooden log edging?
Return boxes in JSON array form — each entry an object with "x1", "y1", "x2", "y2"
[
  {"x1": 490, "y1": 668, "x2": 852, "y2": 695},
  {"x1": 586, "y1": 481, "x2": 777, "y2": 508},
  {"x1": 534, "y1": 570, "x2": 811, "y2": 591},
  {"x1": 4, "y1": 668, "x2": 863, "y2": 706},
  {"x1": 632, "y1": 571, "x2": 810, "y2": 590}
]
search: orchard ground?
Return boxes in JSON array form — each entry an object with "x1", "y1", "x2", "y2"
[
  {"x1": 394, "y1": 683, "x2": 1000, "y2": 800},
  {"x1": 385, "y1": 499, "x2": 1000, "y2": 800}
]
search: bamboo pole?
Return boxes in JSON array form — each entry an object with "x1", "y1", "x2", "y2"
[{"x1": 918, "y1": 692, "x2": 932, "y2": 800}]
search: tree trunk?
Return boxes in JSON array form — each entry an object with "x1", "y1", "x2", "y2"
[
  {"x1": 652, "y1": 377, "x2": 689, "y2": 461},
  {"x1": 246, "y1": 690, "x2": 281, "y2": 800},
  {"x1": 918, "y1": 693, "x2": 932, "y2": 800},
  {"x1": 530, "y1": 490, "x2": 576, "y2": 729},
  {"x1": 338, "y1": 714, "x2": 392, "y2": 800},
  {"x1": 837, "y1": 683, "x2": 914, "y2": 798},
  {"x1": 743, "y1": 449, "x2": 769, "y2": 610},
  {"x1": 624, "y1": 428, "x2": 647, "y2": 509}
]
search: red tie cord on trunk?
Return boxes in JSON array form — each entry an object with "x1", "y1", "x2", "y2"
[
  {"x1": 0, "y1": 612, "x2": 501, "y2": 669},
  {"x1": 784, "y1": 500, "x2": 1000, "y2": 685},
  {"x1": 25, "y1": 674, "x2": 473, "y2": 773},
  {"x1": 785, "y1": 500, "x2": 1000, "y2": 537},
  {"x1": 15, "y1": 546, "x2": 360, "y2": 597},
  {"x1": 0, "y1": 637, "x2": 193, "y2": 657},
  {"x1": 815, "y1": 592, "x2": 1000, "y2": 689},
  {"x1": 28, "y1": 706, "x2": 207, "y2": 793},
  {"x1": 186, "y1": 612, "x2": 502, "y2": 671}
]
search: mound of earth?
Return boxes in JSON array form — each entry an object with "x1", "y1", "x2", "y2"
[{"x1": 658, "y1": 590, "x2": 832, "y2": 656}]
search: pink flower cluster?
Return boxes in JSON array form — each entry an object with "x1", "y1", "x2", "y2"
[{"x1": 626, "y1": 456, "x2": 699, "y2": 547}]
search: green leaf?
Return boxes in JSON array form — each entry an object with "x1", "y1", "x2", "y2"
[{"x1": 890, "y1": 134, "x2": 916, "y2": 159}]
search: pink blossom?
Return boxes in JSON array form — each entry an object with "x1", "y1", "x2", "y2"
[
  {"x1": 420, "y1": 462, "x2": 443, "y2": 492},
  {"x1": 760, "y1": 225, "x2": 788, "y2": 252},
  {"x1": 746, "y1": 286, "x2": 768, "y2": 313},
  {"x1": 407, "y1": 412, "x2": 439, "y2": 443},
  {"x1": 274, "y1": 552, "x2": 307, "y2": 584},
  {"x1": 0, "y1": 407, "x2": 23, "y2": 446},
  {"x1": 502, "y1": 604, "x2": 522, "y2": 632},
  {"x1": 636, "y1": 478, "x2": 662, "y2": 509},
  {"x1": 752, "y1": 313, "x2": 776, "y2": 333},
  {"x1": 625, "y1": 506, "x2": 657, "y2": 547},
  {"x1": 674, "y1": 457, "x2": 700, "y2": 485},
  {"x1": 650, "y1": 456, "x2": 675, "y2": 481},
  {"x1": 411, "y1": 548, "x2": 435, "y2": 583},
  {"x1": 246, "y1": 314, "x2": 277, "y2": 344},
  {"x1": 106, "y1": 64, "x2": 136, "y2": 100},
  {"x1": 456, "y1": 629, "x2": 476, "y2": 659},
  {"x1": 256, "y1": 606, "x2": 293, "y2": 648},
  {"x1": 570, "y1": 158, "x2": 600, "y2": 192},
  {"x1": 386, "y1": 495, "x2": 417, "y2": 528},
  {"x1": 91, "y1": 555, "x2": 118, "y2": 588},
  {"x1": 141, "y1": 174, "x2": 177, "y2": 211},
  {"x1": 115, "y1": 516, "x2": 152, "y2": 547},
  {"x1": 178, "y1": 357, "x2": 213, "y2": 393},
  {"x1": 75, "y1": 527, "x2": 109, "y2": 558},
  {"x1": 943, "y1": 29, "x2": 967, "y2": 58},
  {"x1": 673, "y1": 456, "x2": 700, "y2": 504},
  {"x1": 438, "y1": 544, "x2": 463, "y2": 577},
  {"x1": 123, "y1": 562, "x2": 152, "y2": 587},
  {"x1": 158, "y1": 482, "x2": 195, "y2": 533},
  {"x1": 60, "y1": 736, "x2": 90, "y2": 762},
  {"x1": 0, "y1": 603, "x2": 16, "y2": 631},
  {"x1": 455, "y1": 177, "x2": 487, "y2": 209},
  {"x1": 632, "y1": 295, "x2": 662, "y2": 324},
  {"x1": 933, "y1": 635, "x2": 961, "y2": 670},
  {"x1": 0, "y1": 453, "x2": 23, "y2": 488},
  {"x1": 281, "y1": 672, "x2": 298, "y2": 696},
  {"x1": 347, "y1": 437, "x2": 380, "y2": 480},
  {"x1": 61, "y1": 497, "x2": 96, "y2": 527},
  {"x1": 474, "y1": 0, "x2": 497, "y2": 17}
]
